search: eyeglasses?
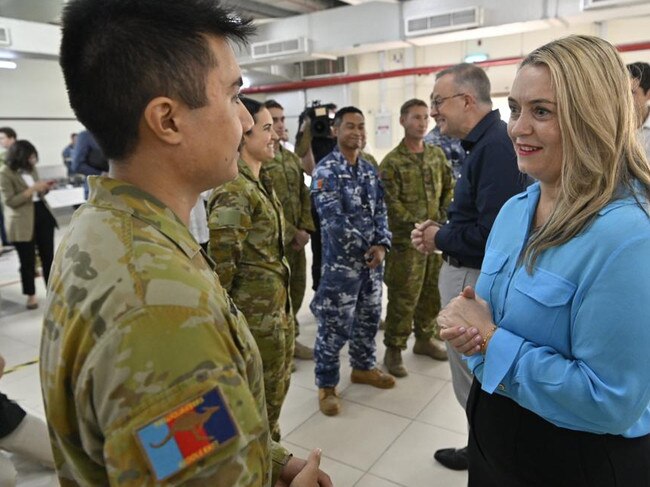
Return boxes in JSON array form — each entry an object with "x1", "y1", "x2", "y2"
[{"x1": 430, "y1": 93, "x2": 466, "y2": 110}]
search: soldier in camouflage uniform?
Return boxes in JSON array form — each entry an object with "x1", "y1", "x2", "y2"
[
  {"x1": 380, "y1": 99, "x2": 455, "y2": 377},
  {"x1": 208, "y1": 99, "x2": 293, "y2": 442},
  {"x1": 262, "y1": 100, "x2": 315, "y2": 361},
  {"x1": 310, "y1": 107, "x2": 395, "y2": 417},
  {"x1": 40, "y1": 2, "x2": 330, "y2": 486}
]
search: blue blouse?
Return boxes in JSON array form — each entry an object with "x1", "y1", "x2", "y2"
[{"x1": 468, "y1": 182, "x2": 650, "y2": 437}]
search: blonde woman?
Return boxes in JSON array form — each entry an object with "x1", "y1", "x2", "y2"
[
  {"x1": 208, "y1": 97, "x2": 293, "y2": 442},
  {"x1": 437, "y1": 35, "x2": 650, "y2": 486}
]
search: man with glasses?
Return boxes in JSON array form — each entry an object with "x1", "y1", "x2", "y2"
[{"x1": 411, "y1": 63, "x2": 527, "y2": 471}]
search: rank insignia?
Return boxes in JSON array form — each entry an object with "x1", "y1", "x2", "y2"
[{"x1": 134, "y1": 387, "x2": 239, "y2": 481}]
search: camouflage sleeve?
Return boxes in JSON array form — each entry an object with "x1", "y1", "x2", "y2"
[
  {"x1": 289, "y1": 152, "x2": 315, "y2": 233},
  {"x1": 283, "y1": 216, "x2": 299, "y2": 245},
  {"x1": 294, "y1": 124, "x2": 312, "y2": 158},
  {"x1": 79, "y1": 306, "x2": 272, "y2": 486},
  {"x1": 372, "y1": 169, "x2": 392, "y2": 250},
  {"x1": 271, "y1": 441, "x2": 292, "y2": 486},
  {"x1": 207, "y1": 185, "x2": 252, "y2": 292},
  {"x1": 435, "y1": 147, "x2": 455, "y2": 222},
  {"x1": 311, "y1": 167, "x2": 370, "y2": 252},
  {"x1": 378, "y1": 157, "x2": 419, "y2": 224}
]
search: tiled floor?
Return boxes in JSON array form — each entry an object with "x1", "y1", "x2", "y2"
[{"x1": 0, "y1": 208, "x2": 468, "y2": 487}]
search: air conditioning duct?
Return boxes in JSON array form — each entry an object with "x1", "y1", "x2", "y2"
[
  {"x1": 251, "y1": 37, "x2": 309, "y2": 60},
  {"x1": 405, "y1": 7, "x2": 483, "y2": 37}
]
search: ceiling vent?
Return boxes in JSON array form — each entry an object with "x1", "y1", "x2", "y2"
[
  {"x1": 251, "y1": 37, "x2": 309, "y2": 60},
  {"x1": 581, "y1": 0, "x2": 646, "y2": 9},
  {"x1": 0, "y1": 26, "x2": 10, "y2": 46},
  {"x1": 405, "y1": 7, "x2": 483, "y2": 37},
  {"x1": 301, "y1": 57, "x2": 346, "y2": 79}
]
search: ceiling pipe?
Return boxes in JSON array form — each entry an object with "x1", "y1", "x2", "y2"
[{"x1": 242, "y1": 40, "x2": 650, "y2": 95}]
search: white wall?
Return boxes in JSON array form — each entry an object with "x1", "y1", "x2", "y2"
[{"x1": 0, "y1": 57, "x2": 83, "y2": 168}]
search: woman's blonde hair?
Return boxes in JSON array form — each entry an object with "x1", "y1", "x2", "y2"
[{"x1": 521, "y1": 35, "x2": 650, "y2": 270}]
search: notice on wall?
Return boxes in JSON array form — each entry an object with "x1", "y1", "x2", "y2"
[{"x1": 374, "y1": 113, "x2": 392, "y2": 150}]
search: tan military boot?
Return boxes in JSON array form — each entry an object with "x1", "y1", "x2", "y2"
[
  {"x1": 350, "y1": 367, "x2": 396, "y2": 389},
  {"x1": 413, "y1": 338, "x2": 448, "y2": 361},
  {"x1": 384, "y1": 347, "x2": 408, "y2": 377},
  {"x1": 294, "y1": 340, "x2": 314, "y2": 360},
  {"x1": 319, "y1": 388, "x2": 341, "y2": 416}
]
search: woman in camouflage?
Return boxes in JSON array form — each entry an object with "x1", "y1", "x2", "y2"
[{"x1": 208, "y1": 97, "x2": 294, "y2": 441}]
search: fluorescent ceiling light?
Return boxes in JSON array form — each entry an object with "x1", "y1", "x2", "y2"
[
  {"x1": 0, "y1": 60, "x2": 16, "y2": 69},
  {"x1": 242, "y1": 75, "x2": 251, "y2": 89},
  {"x1": 464, "y1": 53, "x2": 489, "y2": 63}
]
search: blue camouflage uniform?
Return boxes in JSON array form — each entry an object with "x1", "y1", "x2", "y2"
[
  {"x1": 310, "y1": 147, "x2": 392, "y2": 388},
  {"x1": 424, "y1": 126, "x2": 466, "y2": 180}
]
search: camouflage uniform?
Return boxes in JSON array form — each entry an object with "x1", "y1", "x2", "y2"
[
  {"x1": 310, "y1": 147, "x2": 392, "y2": 388},
  {"x1": 262, "y1": 146, "x2": 314, "y2": 332},
  {"x1": 208, "y1": 159, "x2": 293, "y2": 442},
  {"x1": 40, "y1": 176, "x2": 290, "y2": 487},
  {"x1": 380, "y1": 141, "x2": 454, "y2": 349},
  {"x1": 424, "y1": 126, "x2": 466, "y2": 180}
]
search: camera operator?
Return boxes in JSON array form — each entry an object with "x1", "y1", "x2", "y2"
[{"x1": 295, "y1": 102, "x2": 337, "y2": 291}]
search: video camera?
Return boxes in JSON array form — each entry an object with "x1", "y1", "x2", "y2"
[{"x1": 302, "y1": 100, "x2": 337, "y2": 138}]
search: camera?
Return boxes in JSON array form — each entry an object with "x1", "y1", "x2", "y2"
[{"x1": 302, "y1": 100, "x2": 337, "y2": 138}]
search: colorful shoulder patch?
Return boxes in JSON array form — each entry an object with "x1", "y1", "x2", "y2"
[{"x1": 134, "y1": 387, "x2": 239, "y2": 481}]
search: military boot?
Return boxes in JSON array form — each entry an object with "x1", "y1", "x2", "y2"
[
  {"x1": 413, "y1": 337, "x2": 448, "y2": 361},
  {"x1": 383, "y1": 347, "x2": 408, "y2": 377},
  {"x1": 350, "y1": 368, "x2": 396, "y2": 389},
  {"x1": 294, "y1": 340, "x2": 314, "y2": 360},
  {"x1": 318, "y1": 388, "x2": 341, "y2": 416}
]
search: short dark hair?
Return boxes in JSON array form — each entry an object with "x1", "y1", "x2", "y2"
[
  {"x1": 400, "y1": 98, "x2": 428, "y2": 117},
  {"x1": 436, "y1": 63, "x2": 492, "y2": 105},
  {"x1": 7, "y1": 140, "x2": 37, "y2": 172},
  {"x1": 60, "y1": 0, "x2": 254, "y2": 160},
  {"x1": 333, "y1": 106, "x2": 364, "y2": 127},
  {"x1": 627, "y1": 62, "x2": 650, "y2": 94},
  {"x1": 241, "y1": 97, "x2": 264, "y2": 136},
  {"x1": 0, "y1": 127, "x2": 17, "y2": 140},
  {"x1": 263, "y1": 99, "x2": 283, "y2": 111}
]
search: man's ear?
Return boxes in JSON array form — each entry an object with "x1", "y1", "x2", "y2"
[{"x1": 142, "y1": 96, "x2": 183, "y2": 145}]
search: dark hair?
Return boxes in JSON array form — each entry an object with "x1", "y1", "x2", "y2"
[
  {"x1": 60, "y1": 0, "x2": 255, "y2": 160},
  {"x1": 263, "y1": 99, "x2": 283, "y2": 110},
  {"x1": 400, "y1": 98, "x2": 428, "y2": 116},
  {"x1": 7, "y1": 140, "x2": 37, "y2": 172},
  {"x1": 627, "y1": 62, "x2": 650, "y2": 94},
  {"x1": 240, "y1": 97, "x2": 264, "y2": 135},
  {"x1": 436, "y1": 63, "x2": 492, "y2": 105},
  {"x1": 333, "y1": 106, "x2": 364, "y2": 127},
  {"x1": 0, "y1": 127, "x2": 17, "y2": 140}
]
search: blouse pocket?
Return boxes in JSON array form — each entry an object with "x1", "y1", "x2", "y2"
[
  {"x1": 512, "y1": 267, "x2": 576, "y2": 343},
  {"x1": 477, "y1": 249, "x2": 509, "y2": 301}
]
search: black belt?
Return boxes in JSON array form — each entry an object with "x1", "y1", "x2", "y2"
[{"x1": 441, "y1": 253, "x2": 481, "y2": 270}]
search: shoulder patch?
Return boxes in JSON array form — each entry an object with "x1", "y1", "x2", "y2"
[
  {"x1": 134, "y1": 387, "x2": 239, "y2": 481},
  {"x1": 213, "y1": 208, "x2": 242, "y2": 227}
]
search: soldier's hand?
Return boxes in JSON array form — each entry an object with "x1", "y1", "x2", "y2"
[
  {"x1": 277, "y1": 449, "x2": 333, "y2": 487},
  {"x1": 411, "y1": 220, "x2": 440, "y2": 254},
  {"x1": 292, "y1": 229, "x2": 311, "y2": 250},
  {"x1": 365, "y1": 245, "x2": 386, "y2": 269}
]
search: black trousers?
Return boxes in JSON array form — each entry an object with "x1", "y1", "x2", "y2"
[
  {"x1": 13, "y1": 201, "x2": 56, "y2": 296},
  {"x1": 0, "y1": 393, "x2": 26, "y2": 438},
  {"x1": 467, "y1": 378, "x2": 650, "y2": 487}
]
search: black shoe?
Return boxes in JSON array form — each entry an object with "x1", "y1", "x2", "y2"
[{"x1": 434, "y1": 446, "x2": 468, "y2": 471}]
